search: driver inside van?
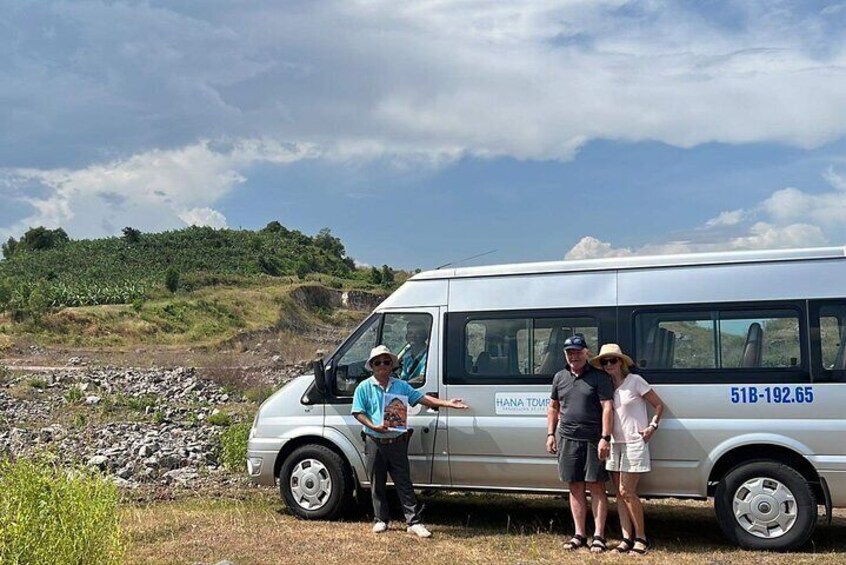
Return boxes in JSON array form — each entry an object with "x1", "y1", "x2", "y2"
[{"x1": 397, "y1": 320, "x2": 429, "y2": 384}]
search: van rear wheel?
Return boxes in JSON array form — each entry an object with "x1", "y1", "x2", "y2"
[
  {"x1": 280, "y1": 444, "x2": 353, "y2": 520},
  {"x1": 715, "y1": 461, "x2": 816, "y2": 550}
]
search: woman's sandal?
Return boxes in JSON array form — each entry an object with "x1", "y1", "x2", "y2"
[
  {"x1": 631, "y1": 537, "x2": 649, "y2": 555},
  {"x1": 563, "y1": 534, "x2": 587, "y2": 550},
  {"x1": 590, "y1": 535, "x2": 609, "y2": 553},
  {"x1": 611, "y1": 538, "x2": 634, "y2": 553}
]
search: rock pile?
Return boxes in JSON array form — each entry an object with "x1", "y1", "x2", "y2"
[{"x1": 0, "y1": 366, "x2": 269, "y2": 489}]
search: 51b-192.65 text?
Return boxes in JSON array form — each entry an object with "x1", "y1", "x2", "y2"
[{"x1": 730, "y1": 386, "x2": 814, "y2": 404}]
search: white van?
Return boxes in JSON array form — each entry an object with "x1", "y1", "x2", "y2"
[{"x1": 247, "y1": 246, "x2": 846, "y2": 550}]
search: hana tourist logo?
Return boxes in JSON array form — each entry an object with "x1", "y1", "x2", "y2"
[{"x1": 494, "y1": 393, "x2": 551, "y2": 415}]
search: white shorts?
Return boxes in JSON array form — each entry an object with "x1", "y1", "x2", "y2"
[{"x1": 605, "y1": 439, "x2": 651, "y2": 473}]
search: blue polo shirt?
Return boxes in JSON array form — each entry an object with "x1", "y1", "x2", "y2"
[
  {"x1": 351, "y1": 376, "x2": 425, "y2": 438},
  {"x1": 397, "y1": 344, "x2": 427, "y2": 382}
]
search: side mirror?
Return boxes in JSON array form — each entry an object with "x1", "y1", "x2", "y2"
[{"x1": 313, "y1": 359, "x2": 328, "y2": 397}]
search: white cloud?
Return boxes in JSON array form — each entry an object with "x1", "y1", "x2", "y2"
[
  {"x1": 179, "y1": 207, "x2": 228, "y2": 229},
  {"x1": 0, "y1": 138, "x2": 318, "y2": 241},
  {"x1": 705, "y1": 209, "x2": 745, "y2": 227},
  {"x1": 822, "y1": 166, "x2": 846, "y2": 191},
  {"x1": 565, "y1": 236, "x2": 633, "y2": 260},
  {"x1": 566, "y1": 164, "x2": 846, "y2": 259},
  {"x1": 4, "y1": 1, "x2": 846, "y2": 168}
]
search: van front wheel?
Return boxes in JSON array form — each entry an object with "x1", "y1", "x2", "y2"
[
  {"x1": 280, "y1": 444, "x2": 353, "y2": 520},
  {"x1": 715, "y1": 461, "x2": 816, "y2": 550}
]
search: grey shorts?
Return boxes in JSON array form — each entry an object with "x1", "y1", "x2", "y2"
[{"x1": 557, "y1": 435, "x2": 609, "y2": 484}]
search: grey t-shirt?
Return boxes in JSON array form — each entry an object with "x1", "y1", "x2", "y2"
[{"x1": 550, "y1": 365, "x2": 613, "y2": 441}]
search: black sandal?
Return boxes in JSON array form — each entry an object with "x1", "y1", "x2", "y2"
[
  {"x1": 563, "y1": 534, "x2": 587, "y2": 550},
  {"x1": 631, "y1": 537, "x2": 649, "y2": 554},
  {"x1": 611, "y1": 538, "x2": 634, "y2": 553},
  {"x1": 590, "y1": 535, "x2": 608, "y2": 553}
]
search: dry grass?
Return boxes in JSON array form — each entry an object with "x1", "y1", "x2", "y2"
[{"x1": 122, "y1": 490, "x2": 846, "y2": 565}]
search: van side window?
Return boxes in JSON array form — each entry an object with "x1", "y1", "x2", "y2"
[
  {"x1": 635, "y1": 309, "x2": 801, "y2": 370},
  {"x1": 819, "y1": 305, "x2": 846, "y2": 371},
  {"x1": 720, "y1": 312, "x2": 800, "y2": 368},
  {"x1": 464, "y1": 316, "x2": 598, "y2": 378},
  {"x1": 382, "y1": 313, "x2": 432, "y2": 388},
  {"x1": 334, "y1": 315, "x2": 380, "y2": 395},
  {"x1": 333, "y1": 312, "x2": 433, "y2": 396}
]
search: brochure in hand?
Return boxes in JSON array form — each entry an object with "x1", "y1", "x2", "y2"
[{"x1": 383, "y1": 393, "x2": 409, "y2": 432}]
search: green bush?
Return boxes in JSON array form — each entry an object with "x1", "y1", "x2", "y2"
[
  {"x1": 206, "y1": 411, "x2": 232, "y2": 427},
  {"x1": 165, "y1": 266, "x2": 180, "y2": 293},
  {"x1": 244, "y1": 385, "x2": 275, "y2": 404},
  {"x1": 219, "y1": 422, "x2": 250, "y2": 472},
  {"x1": 0, "y1": 458, "x2": 124, "y2": 565}
]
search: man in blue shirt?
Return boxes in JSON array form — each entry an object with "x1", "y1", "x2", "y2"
[
  {"x1": 352, "y1": 345, "x2": 468, "y2": 538},
  {"x1": 397, "y1": 320, "x2": 429, "y2": 384}
]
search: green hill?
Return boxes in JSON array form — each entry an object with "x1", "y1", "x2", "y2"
[{"x1": 0, "y1": 223, "x2": 397, "y2": 320}]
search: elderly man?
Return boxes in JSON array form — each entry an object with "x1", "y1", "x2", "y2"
[
  {"x1": 545, "y1": 334, "x2": 614, "y2": 552},
  {"x1": 352, "y1": 345, "x2": 469, "y2": 538},
  {"x1": 397, "y1": 319, "x2": 429, "y2": 384}
]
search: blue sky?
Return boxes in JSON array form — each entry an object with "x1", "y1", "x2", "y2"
[{"x1": 3, "y1": 1, "x2": 846, "y2": 269}]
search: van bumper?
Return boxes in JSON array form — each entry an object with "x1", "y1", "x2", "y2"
[{"x1": 247, "y1": 437, "x2": 289, "y2": 487}]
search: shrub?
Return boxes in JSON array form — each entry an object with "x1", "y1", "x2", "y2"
[
  {"x1": 244, "y1": 385, "x2": 275, "y2": 404},
  {"x1": 27, "y1": 377, "x2": 48, "y2": 390},
  {"x1": 121, "y1": 226, "x2": 142, "y2": 244},
  {"x1": 206, "y1": 411, "x2": 232, "y2": 427},
  {"x1": 164, "y1": 266, "x2": 180, "y2": 293},
  {"x1": 65, "y1": 387, "x2": 83, "y2": 403},
  {"x1": 219, "y1": 422, "x2": 251, "y2": 472},
  {"x1": 0, "y1": 458, "x2": 124, "y2": 565}
]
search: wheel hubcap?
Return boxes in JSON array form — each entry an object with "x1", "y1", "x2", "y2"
[
  {"x1": 290, "y1": 458, "x2": 332, "y2": 510},
  {"x1": 732, "y1": 477, "x2": 797, "y2": 538}
]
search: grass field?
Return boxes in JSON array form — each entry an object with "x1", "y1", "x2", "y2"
[{"x1": 122, "y1": 489, "x2": 846, "y2": 564}]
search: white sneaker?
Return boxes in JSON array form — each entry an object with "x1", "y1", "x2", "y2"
[
  {"x1": 372, "y1": 521, "x2": 388, "y2": 534},
  {"x1": 407, "y1": 523, "x2": 432, "y2": 538}
]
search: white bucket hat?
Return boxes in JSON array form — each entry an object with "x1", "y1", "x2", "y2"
[
  {"x1": 590, "y1": 343, "x2": 635, "y2": 369},
  {"x1": 365, "y1": 345, "x2": 399, "y2": 371}
]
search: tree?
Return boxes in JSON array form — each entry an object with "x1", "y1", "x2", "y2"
[
  {"x1": 380, "y1": 265, "x2": 394, "y2": 287},
  {"x1": 369, "y1": 267, "x2": 382, "y2": 285},
  {"x1": 122, "y1": 226, "x2": 142, "y2": 244},
  {"x1": 262, "y1": 221, "x2": 288, "y2": 235},
  {"x1": 165, "y1": 267, "x2": 180, "y2": 293},
  {"x1": 18, "y1": 226, "x2": 69, "y2": 252},
  {"x1": 295, "y1": 260, "x2": 311, "y2": 279},
  {"x1": 1, "y1": 237, "x2": 17, "y2": 259},
  {"x1": 314, "y1": 228, "x2": 346, "y2": 259}
]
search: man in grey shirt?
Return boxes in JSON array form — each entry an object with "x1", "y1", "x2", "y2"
[{"x1": 546, "y1": 334, "x2": 614, "y2": 552}]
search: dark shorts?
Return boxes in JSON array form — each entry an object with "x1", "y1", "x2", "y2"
[{"x1": 557, "y1": 435, "x2": 609, "y2": 484}]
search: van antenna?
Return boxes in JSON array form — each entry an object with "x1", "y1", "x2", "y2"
[{"x1": 436, "y1": 249, "x2": 497, "y2": 270}]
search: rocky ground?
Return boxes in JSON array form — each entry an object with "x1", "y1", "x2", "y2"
[{"x1": 0, "y1": 360, "x2": 309, "y2": 493}]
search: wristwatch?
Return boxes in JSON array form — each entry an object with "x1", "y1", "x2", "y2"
[
  {"x1": 649, "y1": 421, "x2": 659, "y2": 429},
  {"x1": 601, "y1": 434, "x2": 611, "y2": 442}
]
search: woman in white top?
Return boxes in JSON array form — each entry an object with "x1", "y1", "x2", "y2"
[{"x1": 590, "y1": 343, "x2": 664, "y2": 555}]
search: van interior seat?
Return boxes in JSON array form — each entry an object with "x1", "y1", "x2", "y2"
[
  {"x1": 741, "y1": 322, "x2": 763, "y2": 368},
  {"x1": 475, "y1": 351, "x2": 509, "y2": 374},
  {"x1": 537, "y1": 328, "x2": 567, "y2": 374}
]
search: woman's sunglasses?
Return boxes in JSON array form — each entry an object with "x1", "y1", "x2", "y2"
[
  {"x1": 371, "y1": 359, "x2": 393, "y2": 367},
  {"x1": 600, "y1": 357, "x2": 620, "y2": 366}
]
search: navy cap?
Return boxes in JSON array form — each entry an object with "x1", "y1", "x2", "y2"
[{"x1": 563, "y1": 335, "x2": 588, "y2": 351}]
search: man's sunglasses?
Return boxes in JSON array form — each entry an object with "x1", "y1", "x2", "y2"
[
  {"x1": 371, "y1": 359, "x2": 393, "y2": 367},
  {"x1": 600, "y1": 357, "x2": 620, "y2": 366}
]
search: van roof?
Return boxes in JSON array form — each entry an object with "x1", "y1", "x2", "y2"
[{"x1": 411, "y1": 246, "x2": 846, "y2": 281}]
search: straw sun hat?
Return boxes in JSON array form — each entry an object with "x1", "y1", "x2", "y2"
[
  {"x1": 364, "y1": 345, "x2": 399, "y2": 371},
  {"x1": 590, "y1": 343, "x2": 634, "y2": 370}
]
